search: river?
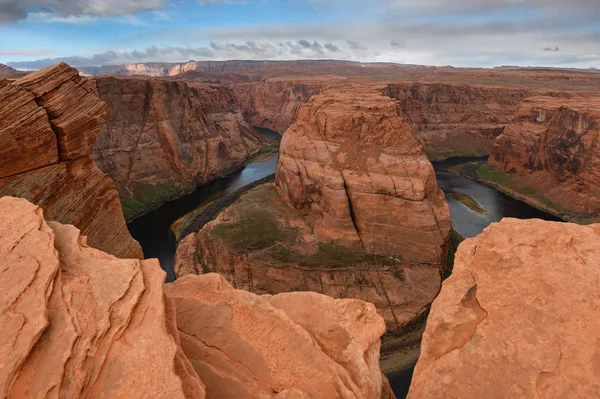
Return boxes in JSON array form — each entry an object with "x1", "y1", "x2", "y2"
[{"x1": 127, "y1": 146, "x2": 560, "y2": 398}]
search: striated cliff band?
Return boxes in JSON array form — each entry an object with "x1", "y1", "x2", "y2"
[
  {"x1": 175, "y1": 86, "x2": 452, "y2": 333},
  {"x1": 408, "y1": 218, "x2": 600, "y2": 398},
  {"x1": 0, "y1": 62, "x2": 142, "y2": 259},
  {"x1": 0, "y1": 196, "x2": 394, "y2": 399},
  {"x1": 482, "y1": 96, "x2": 600, "y2": 222},
  {"x1": 231, "y1": 80, "x2": 325, "y2": 134},
  {"x1": 385, "y1": 83, "x2": 541, "y2": 160},
  {"x1": 93, "y1": 77, "x2": 264, "y2": 220}
]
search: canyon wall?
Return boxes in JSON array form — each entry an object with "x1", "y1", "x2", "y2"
[
  {"x1": 0, "y1": 196, "x2": 393, "y2": 399},
  {"x1": 93, "y1": 77, "x2": 263, "y2": 220},
  {"x1": 408, "y1": 218, "x2": 600, "y2": 398},
  {"x1": 0, "y1": 62, "x2": 142, "y2": 259},
  {"x1": 385, "y1": 82, "x2": 537, "y2": 160},
  {"x1": 175, "y1": 87, "x2": 451, "y2": 332},
  {"x1": 231, "y1": 81, "x2": 325, "y2": 133},
  {"x1": 486, "y1": 96, "x2": 600, "y2": 221}
]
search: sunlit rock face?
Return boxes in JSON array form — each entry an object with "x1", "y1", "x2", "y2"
[{"x1": 409, "y1": 218, "x2": 600, "y2": 399}]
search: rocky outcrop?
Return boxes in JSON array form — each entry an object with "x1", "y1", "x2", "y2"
[
  {"x1": 0, "y1": 196, "x2": 201, "y2": 397},
  {"x1": 276, "y1": 87, "x2": 451, "y2": 262},
  {"x1": 93, "y1": 77, "x2": 263, "y2": 220},
  {"x1": 0, "y1": 64, "x2": 18, "y2": 75},
  {"x1": 231, "y1": 81, "x2": 324, "y2": 133},
  {"x1": 166, "y1": 273, "x2": 393, "y2": 399},
  {"x1": 486, "y1": 96, "x2": 600, "y2": 221},
  {"x1": 0, "y1": 195, "x2": 393, "y2": 399},
  {"x1": 0, "y1": 63, "x2": 142, "y2": 259},
  {"x1": 408, "y1": 218, "x2": 600, "y2": 398},
  {"x1": 175, "y1": 87, "x2": 451, "y2": 332},
  {"x1": 385, "y1": 83, "x2": 538, "y2": 160}
]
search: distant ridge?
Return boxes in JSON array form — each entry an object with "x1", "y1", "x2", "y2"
[{"x1": 0, "y1": 63, "x2": 19, "y2": 75}]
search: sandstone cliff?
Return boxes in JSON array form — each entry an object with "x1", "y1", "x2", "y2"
[
  {"x1": 486, "y1": 96, "x2": 600, "y2": 222},
  {"x1": 408, "y1": 218, "x2": 600, "y2": 398},
  {"x1": 0, "y1": 62, "x2": 142, "y2": 259},
  {"x1": 276, "y1": 87, "x2": 451, "y2": 261},
  {"x1": 175, "y1": 87, "x2": 451, "y2": 332},
  {"x1": 385, "y1": 82, "x2": 538, "y2": 160},
  {"x1": 93, "y1": 77, "x2": 263, "y2": 220},
  {"x1": 0, "y1": 196, "x2": 393, "y2": 399},
  {"x1": 231, "y1": 81, "x2": 324, "y2": 133}
]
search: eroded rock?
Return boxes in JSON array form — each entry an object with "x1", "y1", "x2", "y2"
[{"x1": 408, "y1": 218, "x2": 600, "y2": 398}]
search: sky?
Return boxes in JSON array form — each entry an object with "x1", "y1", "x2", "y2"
[{"x1": 1, "y1": 0, "x2": 599, "y2": 70}]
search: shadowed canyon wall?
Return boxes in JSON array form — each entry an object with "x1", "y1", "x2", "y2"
[
  {"x1": 93, "y1": 77, "x2": 263, "y2": 220},
  {"x1": 486, "y1": 96, "x2": 600, "y2": 222},
  {"x1": 0, "y1": 62, "x2": 142, "y2": 259}
]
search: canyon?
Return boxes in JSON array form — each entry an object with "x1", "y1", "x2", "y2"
[
  {"x1": 408, "y1": 218, "x2": 600, "y2": 398},
  {"x1": 2, "y1": 59, "x2": 600, "y2": 399},
  {"x1": 0, "y1": 62, "x2": 142, "y2": 259},
  {"x1": 92, "y1": 76, "x2": 264, "y2": 220},
  {"x1": 174, "y1": 86, "x2": 452, "y2": 333},
  {"x1": 0, "y1": 195, "x2": 393, "y2": 398},
  {"x1": 484, "y1": 96, "x2": 600, "y2": 222}
]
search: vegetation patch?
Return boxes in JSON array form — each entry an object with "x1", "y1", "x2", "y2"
[
  {"x1": 120, "y1": 180, "x2": 193, "y2": 221},
  {"x1": 452, "y1": 192, "x2": 487, "y2": 214}
]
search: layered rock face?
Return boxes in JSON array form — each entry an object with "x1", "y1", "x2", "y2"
[
  {"x1": 231, "y1": 81, "x2": 324, "y2": 133},
  {"x1": 487, "y1": 96, "x2": 600, "y2": 220},
  {"x1": 0, "y1": 196, "x2": 393, "y2": 399},
  {"x1": 409, "y1": 218, "x2": 600, "y2": 398},
  {"x1": 93, "y1": 77, "x2": 262, "y2": 219},
  {"x1": 0, "y1": 196, "x2": 202, "y2": 398},
  {"x1": 276, "y1": 87, "x2": 451, "y2": 261},
  {"x1": 175, "y1": 87, "x2": 451, "y2": 332},
  {"x1": 385, "y1": 83, "x2": 536, "y2": 160},
  {"x1": 0, "y1": 63, "x2": 142, "y2": 259}
]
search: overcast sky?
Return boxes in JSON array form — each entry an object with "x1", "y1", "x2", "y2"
[{"x1": 2, "y1": 0, "x2": 599, "y2": 69}]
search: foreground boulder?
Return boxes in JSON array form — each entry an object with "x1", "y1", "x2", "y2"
[
  {"x1": 0, "y1": 196, "x2": 200, "y2": 397},
  {"x1": 166, "y1": 273, "x2": 393, "y2": 399},
  {"x1": 486, "y1": 96, "x2": 600, "y2": 222},
  {"x1": 0, "y1": 62, "x2": 142, "y2": 259},
  {"x1": 408, "y1": 218, "x2": 600, "y2": 398},
  {"x1": 93, "y1": 77, "x2": 263, "y2": 220},
  {"x1": 0, "y1": 195, "x2": 392, "y2": 398}
]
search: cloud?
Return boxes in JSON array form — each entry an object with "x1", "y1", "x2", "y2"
[
  {"x1": 7, "y1": 40, "x2": 348, "y2": 70},
  {"x1": 0, "y1": 0, "x2": 165, "y2": 24},
  {"x1": 544, "y1": 46, "x2": 560, "y2": 52}
]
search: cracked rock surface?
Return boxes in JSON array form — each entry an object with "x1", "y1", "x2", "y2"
[{"x1": 408, "y1": 218, "x2": 600, "y2": 399}]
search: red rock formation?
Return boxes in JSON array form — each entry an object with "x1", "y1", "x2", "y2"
[
  {"x1": 385, "y1": 82, "x2": 538, "y2": 160},
  {"x1": 408, "y1": 218, "x2": 600, "y2": 398},
  {"x1": 174, "y1": 87, "x2": 450, "y2": 332},
  {"x1": 93, "y1": 77, "x2": 262, "y2": 219},
  {"x1": 166, "y1": 273, "x2": 392, "y2": 399},
  {"x1": 0, "y1": 196, "x2": 201, "y2": 398},
  {"x1": 0, "y1": 63, "x2": 142, "y2": 259},
  {"x1": 231, "y1": 81, "x2": 324, "y2": 133},
  {"x1": 0, "y1": 196, "x2": 393, "y2": 399},
  {"x1": 276, "y1": 87, "x2": 451, "y2": 262},
  {"x1": 487, "y1": 96, "x2": 600, "y2": 221}
]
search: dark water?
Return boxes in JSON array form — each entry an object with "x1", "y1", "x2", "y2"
[
  {"x1": 433, "y1": 157, "x2": 561, "y2": 238},
  {"x1": 128, "y1": 150, "x2": 559, "y2": 397},
  {"x1": 127, "y1": 128, "x2": 280, "y2": 281}
]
